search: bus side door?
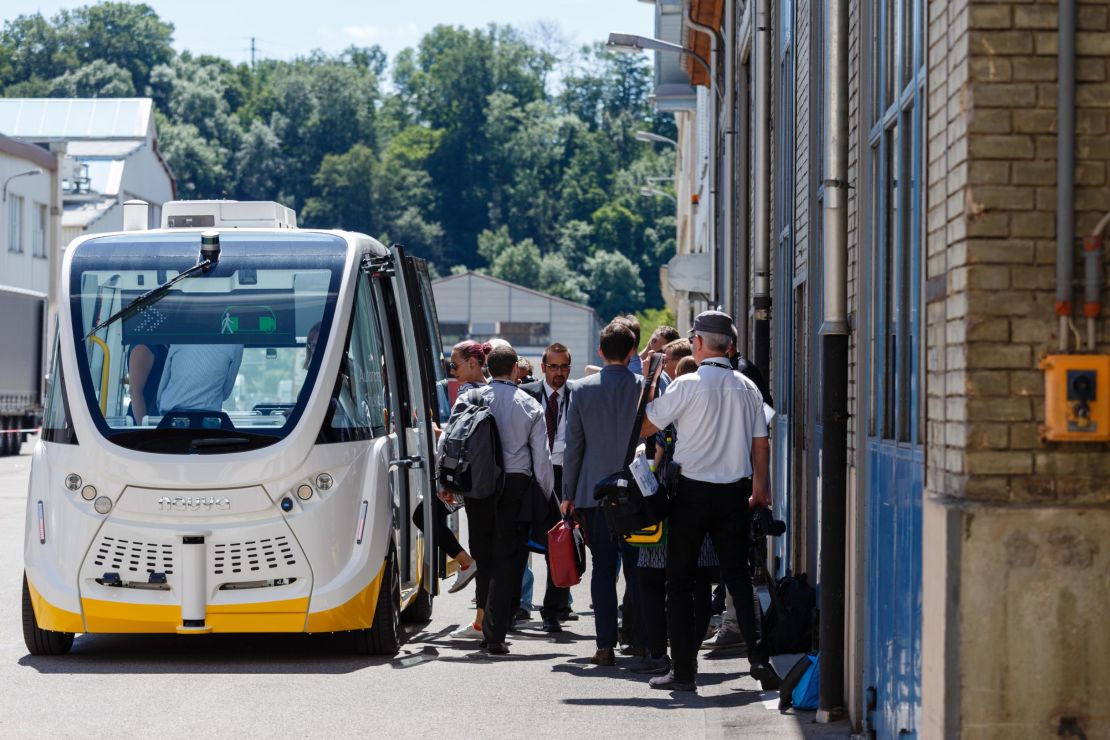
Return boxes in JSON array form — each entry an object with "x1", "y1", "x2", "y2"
[{"x1": 392, "y1": 249, "x2": 449, "y2": 591}]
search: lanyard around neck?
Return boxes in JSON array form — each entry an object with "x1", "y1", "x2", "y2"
[{"x1": 700, "y1": 358, "x2": 731, "y2": 369}]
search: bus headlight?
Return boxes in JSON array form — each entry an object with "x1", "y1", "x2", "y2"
[
  {"x1": 315, "y1": 473, "x2": 333, "y2": 491},
  {"x1": 93, "y1": 496, "x2": 113, "y2": 515},
  {"x1": 65, "y1": 474, "x2": 82, "y2": 491},
  {"x1": 296, "y1": 484, "x2": 313, "y2": 500},
  {"x1": 81, "y1": 485, "x2": 98, "y2": 501}
]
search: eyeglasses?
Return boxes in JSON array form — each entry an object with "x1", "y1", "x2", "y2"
[
  {"x1": 544, "y1": 364, "x2": 571, "y2": 371},
  {"x1": 447, "y1": 361, "x2": 459, "y2": 372}
]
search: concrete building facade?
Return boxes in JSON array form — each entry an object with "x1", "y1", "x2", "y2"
[{"x1": 640, "y1": 0, "x2": 1108, "y2": 736}]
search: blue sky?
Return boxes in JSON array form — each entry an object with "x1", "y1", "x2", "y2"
[{"x1": 21, "y1": 1, "x2": 656, "y2": 67}]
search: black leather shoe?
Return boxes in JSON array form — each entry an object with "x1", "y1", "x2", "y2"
[
  {"x1": 631, "y1": 655, "x2": 672, "y2": 675},
  {"x1": 485, "y1": 642, "x2": 510, "y2": 655},
  {"x1": 557, "y1": 611, "x2": 579, "y2": 622},
  {"x1": 648, "y1": 670, "x2": 696, "y2": 691},
  {"x1": 541, "y1": 617, "x2": 563, "y2": 633},
  {"x1": 749, "y1": 659, "x2": 773, "y2": 683},
  {"x1": 513, "y1": 608, "x2": 530, "y2": 623}
]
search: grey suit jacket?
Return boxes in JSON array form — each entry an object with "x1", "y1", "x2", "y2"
[{"x1": 561, "y1": 364, "x2": 644, "y2": 509}]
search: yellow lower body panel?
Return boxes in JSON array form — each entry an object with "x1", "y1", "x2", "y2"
[
  {"x1": 305, "y1": 561, "x2": 386, "y2": 633},
  {"x1": 27, "y1": 579, "x2": 85, "y2": 633},
  {"x1": 81, "y1": 596, "x2": 312, "y2": 634}
]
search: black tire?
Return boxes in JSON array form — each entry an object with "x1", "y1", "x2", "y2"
[
  {"x1": 22, "y1": 574, "x2": 74, "y2": 656},
  {"x1": 0, "y1": 417, "x2": 11, "y2": 457},
  {"x1": 401, "y1": 582, "x2": 433, "y2": 623},
  {"x1": 353, "y1": 546, "x2": 402, "y2": 655}
]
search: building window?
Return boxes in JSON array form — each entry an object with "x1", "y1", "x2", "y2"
[
  {"x1": 868, "y1": 0, "x2": 925, "y2": 443},
  {"x1": 499, "y1": 322, "x2": 550, "y2": 348},
  {"x1": 439, "y1": 322, "x2": 470, "y2": 347},
  {"x1": 8, "y1": 195, "x2": 23, "y2": 253},
  {"x1": 32, "y1": 203, "x2": 47, "y2": 258}
]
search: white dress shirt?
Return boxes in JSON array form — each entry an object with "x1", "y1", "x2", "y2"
[{"x1": 541, "y1": 380, "x2": 569, "y2": 467}]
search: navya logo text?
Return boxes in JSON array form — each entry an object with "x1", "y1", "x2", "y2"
[{"x1": 157, "y1": 496, "x2": 232, "y2": 512}]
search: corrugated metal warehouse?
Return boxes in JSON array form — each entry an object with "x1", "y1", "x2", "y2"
[{"x1": 432, "y1": 272, "x2": 601, "y2": 380}]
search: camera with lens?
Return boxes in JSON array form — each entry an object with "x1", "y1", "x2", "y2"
[{"x1": 752, "y1": 507, "x2": 786, "y2": 539}]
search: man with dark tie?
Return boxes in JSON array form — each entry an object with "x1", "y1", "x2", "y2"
[{"x1": 520, "y1": 342, "x2": 574, "y2": 632}]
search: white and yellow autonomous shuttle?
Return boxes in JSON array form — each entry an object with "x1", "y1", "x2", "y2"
[{"x1": 23, "y1": 200, "x2": 447, "y2": 655}]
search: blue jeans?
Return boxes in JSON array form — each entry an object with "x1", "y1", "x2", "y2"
[
  {"x1": 520, "y1": 558, "x2": 535, "y2": 612},
  {"x1": 581, "y1": 506, "x2": 647, "y2": 650}
]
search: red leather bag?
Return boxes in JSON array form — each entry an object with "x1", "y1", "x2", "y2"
[{"x1": 547, "y1": 514, "x2": 586, "y2": 588}]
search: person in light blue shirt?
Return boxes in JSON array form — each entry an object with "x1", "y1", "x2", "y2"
[{"x1": 156, "y1": 343, "x2": 244, "y2": 412}]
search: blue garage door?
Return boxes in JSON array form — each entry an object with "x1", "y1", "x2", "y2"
[{"x1": 863, "y1": 0, "x2": 925, "y2": 734}]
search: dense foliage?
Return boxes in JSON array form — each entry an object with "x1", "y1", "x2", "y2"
[{"x1": 0, "y1": 3, "x2": 677, "y2": 315}]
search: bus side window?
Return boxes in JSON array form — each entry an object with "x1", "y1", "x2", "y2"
[
  {"x1": 322, "y1": 279, "x2": 387, "y2": 441},
  {"x1": 42, "y1": 334, "x2": 78, "y2": 445}
]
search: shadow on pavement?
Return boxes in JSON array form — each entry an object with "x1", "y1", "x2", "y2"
[
  {"x1": 16, "y1": 630, "x2": 425, "y2": 674},
  {"x1": 562, "y1": 689, "x2": 764, "y2": 711}
]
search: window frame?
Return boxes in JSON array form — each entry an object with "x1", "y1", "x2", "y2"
[{"x1": 8, "y1": 195, "x2": 24, "y2": 253}]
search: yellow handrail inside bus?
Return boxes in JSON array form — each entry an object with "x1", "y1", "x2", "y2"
[{"x1": 87, "y1": 335, "x2": 110, "y2": 415}]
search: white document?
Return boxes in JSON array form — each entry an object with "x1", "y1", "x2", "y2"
[
  {"x1": 629, "y1": 451, "x2": 659, "y2": 497},
  {"x1": 764, "y1": 403, "x2": 777, "y2": 427}
]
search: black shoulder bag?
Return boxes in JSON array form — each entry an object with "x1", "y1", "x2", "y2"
[{"x1": 592, "y1": 353, "x2": 667, "y2": 538}]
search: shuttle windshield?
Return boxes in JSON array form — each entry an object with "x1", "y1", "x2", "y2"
[{"x1": 68, "y1": 232, "x2": 347, "y2": 454}]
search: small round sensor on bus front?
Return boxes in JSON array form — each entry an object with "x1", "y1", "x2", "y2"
[
  {"x1": 64, "y1": 474, "x2": 82, "y2": 491},
  {"x1": 297, "y1": 484, "x2": 313, "y2": 501},
  {"x1": 81, "y1": 485, "x2": 97, "y2": 501},
  {"x1": 315, "y1": 473, "x2": 333, "y2": 491},
  {"x1": 280, "y1": 497, "x2": 293, "y2": 512},
  {"x1": 93, "y1": 497, "x2": 112, "y2": 515}
]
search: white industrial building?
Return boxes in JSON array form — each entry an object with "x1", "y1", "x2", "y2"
[
  {"x1": 1, "y1": 134, "x2": 62, "y2": 297},
  {"x1": 432, "y1": 272, "x2": 601, "y2": 379},
  {"x1": 0, "y1": 98, "x2": 175, "y2": 245}
]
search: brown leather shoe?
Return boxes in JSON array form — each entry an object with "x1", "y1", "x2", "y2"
[{"x1": 589, "y1": 648, "x2": 616, "y2": 666}]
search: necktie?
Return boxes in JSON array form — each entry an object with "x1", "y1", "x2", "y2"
[{"x1": 545, "y1": 390, "x2": 559, "y2": 451}]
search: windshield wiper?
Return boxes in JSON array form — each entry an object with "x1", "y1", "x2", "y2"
[{"x1": 84, "y1": 259, "x2": 213, "y2": 340}]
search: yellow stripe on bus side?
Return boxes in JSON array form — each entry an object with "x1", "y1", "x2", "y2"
[
  {"x1": 305, "y1": 561, "x2": 387, "y2": 633},
  {"x1": 26, "y1": 579, "x2": 85, "y2": 633}
]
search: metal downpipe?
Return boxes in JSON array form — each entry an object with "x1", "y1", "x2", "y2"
[
  {"x1": 817, "y1": 0, "x2": 849, "y2": 721},
  {"x1": 753, "y1": 0, "x2": 772, "y2": 373},
  {"x1": 686, "y1": 8, "x2": 722, "y2": 307},
  {"x1": 1057, "y1": 0, "x2": 1076, "y2": 352},
  {"x1": 721, "y1": 0, "x2": 736, "y2": 316}
]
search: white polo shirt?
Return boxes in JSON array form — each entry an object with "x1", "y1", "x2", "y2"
[{"x1": 645, "y1": 358, "x2": 768, "y2": 483}]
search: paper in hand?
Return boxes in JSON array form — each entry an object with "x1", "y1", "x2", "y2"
[{"x1": 629, "y1": 451, "x2": 659, "y2": 497}]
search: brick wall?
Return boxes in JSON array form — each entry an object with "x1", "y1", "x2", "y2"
[{"x1": 953, "y1": 0, "x2": 1110, "y2": 503}]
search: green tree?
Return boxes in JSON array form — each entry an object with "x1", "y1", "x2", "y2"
[
  {"x1": 157, "y1": 117, "x2": 229, "y2": 197},
  {"x1": 539, "y1": 252, "x2": 589, "y2": 303},
  {"x1": 63, "y1": 3, "x2": 173, "y2": 92},
  {"x1": 302, "y1": 143, "x2": 377, "y2": 233},
  {"x1": 491, "y1": 238, "x2": 542, "y2": 288},
  {"x1": 585, "y1": 250, "x2": 644, "y2": 319},
  {"x1": 233, "y1": 119, "x2": 283, "y2": 200},
  {"x1": 48, "y1": 59, "x2": 134, "y2": 97}
]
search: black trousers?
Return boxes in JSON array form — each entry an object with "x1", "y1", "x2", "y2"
[
  {"x1": 466, "y1": 474, "x2": 530, "y2": 645},
  {"x1": 412, "y1": 497, "x2": 464, "y2": 559},
  {"x1": 639, "y1": 565, "x2": 716, "y2": 660},
  {"x1": 666, "y1": 476, "x2": 759, "y2": 681},
  {"x1": 540, "y1": 465, "x2": 571, "y2": 620}
]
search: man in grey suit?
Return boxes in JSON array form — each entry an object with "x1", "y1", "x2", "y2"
[{"x1": 561, "y1": 322, "x2": 650, "y2": 666}]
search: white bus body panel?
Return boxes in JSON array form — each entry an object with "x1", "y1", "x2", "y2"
[{"x1": 24, "y1": 229, "x2": 419, "y2": 634}]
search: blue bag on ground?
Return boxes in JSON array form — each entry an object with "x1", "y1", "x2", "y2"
[{"x1": 791, "y1": 655, "x2": 819, "y2": 710}]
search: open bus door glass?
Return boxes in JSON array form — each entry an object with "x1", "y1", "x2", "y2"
[{"x1": 385, "y1": 246, "x2": 441, "y2": 597}]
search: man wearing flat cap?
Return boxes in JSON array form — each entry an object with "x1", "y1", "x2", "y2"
[{"x1": 637, "y1": 309, "x2": 772, "y2": 692}]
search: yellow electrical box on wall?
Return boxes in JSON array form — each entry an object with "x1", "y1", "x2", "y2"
[{"x1": 1040, "y1": 354, "x2": 1110, "y2": 442}]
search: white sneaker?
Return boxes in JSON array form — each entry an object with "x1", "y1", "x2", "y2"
[
  {"x1": 448, "y1": 561, "x2": 478, "y2": 594},
  {"x1": 450, "y1": 622, "x2": 483, "y2": 640},
  {"x1": 701, "y1": 628, "x2": 744, "y2": 649}
]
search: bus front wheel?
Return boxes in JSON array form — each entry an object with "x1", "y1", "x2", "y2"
[
  {"x1": 22, "y1": 574, "x2": 74, "y2": 656},
  {"x1": 353, "y1": 546, "x2": 402, "y2": 656}
]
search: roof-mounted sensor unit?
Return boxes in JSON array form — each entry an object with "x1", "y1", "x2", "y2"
[{"x1": 162, "y1": 200, "x2": 297, "y2": 229}]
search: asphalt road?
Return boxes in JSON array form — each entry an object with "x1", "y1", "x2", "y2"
[{"x1": 0, "y1": 441, "x2": 842, "y2": 739}]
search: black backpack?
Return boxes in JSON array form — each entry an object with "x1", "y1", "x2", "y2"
[
  {"x1": 760, "y1": 573, "x2": 817, "y2": 655},
  {"x1": 437, "y1": 388, "x2": 503, "y2": 499}
]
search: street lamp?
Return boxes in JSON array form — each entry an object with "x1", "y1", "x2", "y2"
[
  {"x1": 635, "y1": 131, "x2": 678, "y2": 148},
  {"x1": 606, "y1": 33, "x2": 718, "y2": 99},
  {"x1": 640, "y1": 186, "x2": 676, "y2": 204},
  {"x1": 2, "y1": 168, "x2": 43, "y2": 202}
]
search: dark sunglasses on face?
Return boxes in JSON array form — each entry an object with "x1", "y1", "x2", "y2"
[{"x1": 447, "y1": 361, "x2": 459, "y2": 372}]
